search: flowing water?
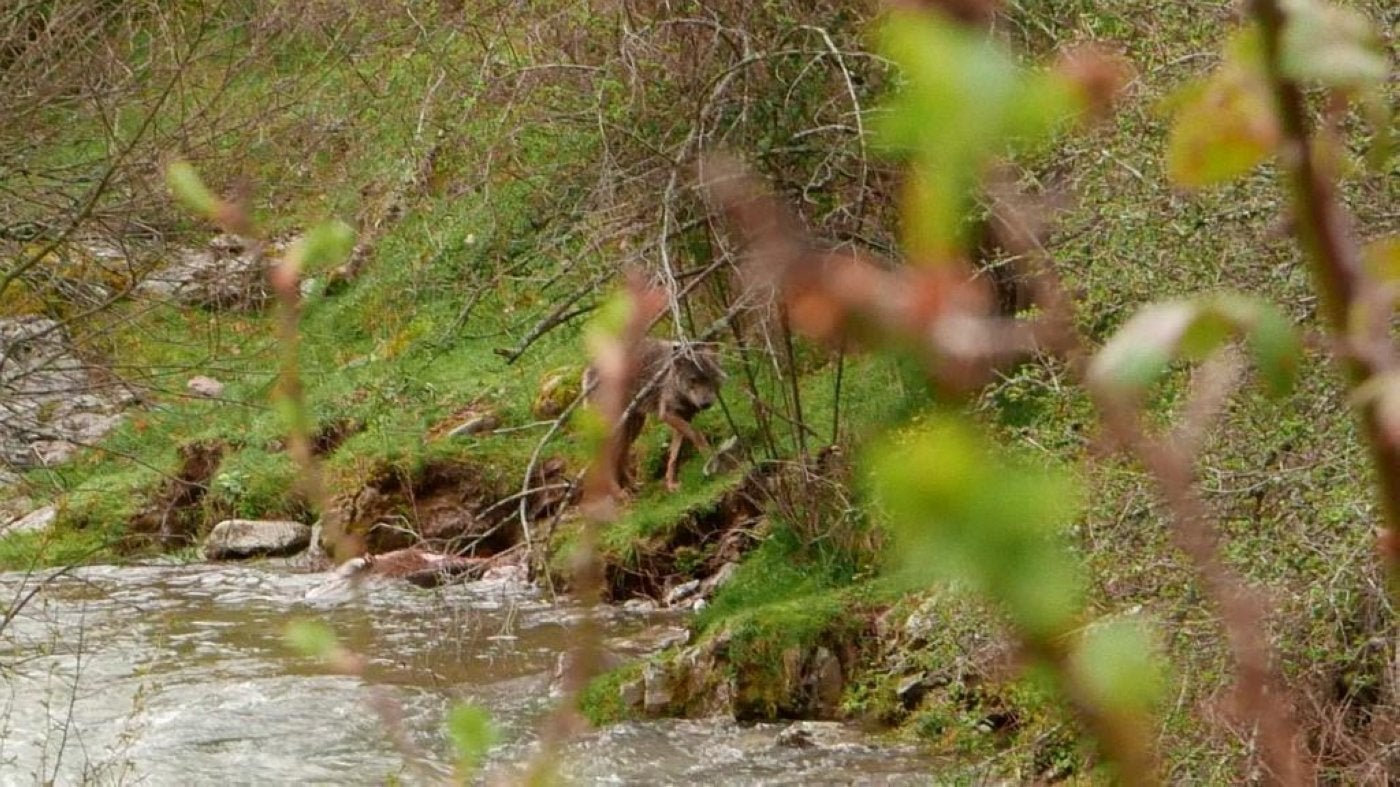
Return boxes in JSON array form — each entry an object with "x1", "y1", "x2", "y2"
[{"x1": 0, "y1": 563, "x2": 938, "y2": 785}]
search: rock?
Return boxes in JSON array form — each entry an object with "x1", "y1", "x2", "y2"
[
  {"x1": 552, "y1": 649, "x2": 625, "y2": 699},
  {"x1": 287, "y1": 522, "x2": 331, "y2": 571},
  {"x1": 203, "y1": 519, "x2": 312, "y2": 560},
  {"x1": 1, "y1": 317, "x2": 129, "y2": 468},
  {"x1": 810, "y1": 647, "x2": 844, "y2": 718},
  {"x1": 135, "y1": 234, "x2": 272, "y2": 309},
  {"x1": 775, "y1": 724, "x2": 816, "y2": 749},
  {"x1": 2, "y1": 505, "x2": 56, "y2": 536},
  {"x1": 699, "y1": 561, "x2": 740, "y2": 597},
  {"x1": 664, "y1": 579, "x2": 701, "y2": 607},
  {"x1": 619, "y1": 678, "x2": 645, "y2": 711},
  {"x1": 643, "y1": 661, "x2": 673, "y2": 715},
  {"x1": 186, "y1": 376, "x2": 225, "y2": 398},
  {"x1": 480, "y1": 564, "x2": 528, "y2": 583},
  {"x1": 531, "y1": 367, "x2": 582, "y2": 420},
  {"x1": 622, "y1": 598, "x2": 658, "y2": 613},
  {"x1": 447, "y1": 411, "x2": 500, "y2": 438},
  {"x1": 900, "y1": 596, "x2": 943, "y2": 647},
  {"x1": 0, "y1": 478, "x2": 31, "y2": 524},
  {"x1": 896, "y1": 673, "x2": 928, "y2": 710},
  {"x1": 608, "y1": 625, "x2": 689, "y2": 656}
]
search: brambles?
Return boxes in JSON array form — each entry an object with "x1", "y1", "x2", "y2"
[
  {"x1": 698, "y1": 0, "x2": 1393, "y2": 780},
  {"x1": 5, "y1": 0, "x2": 1395, "y2": 781}
]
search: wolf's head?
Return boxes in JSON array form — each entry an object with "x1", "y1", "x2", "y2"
[{"x1": 671, "y1": 343, "x2": 725, "y2": 410}]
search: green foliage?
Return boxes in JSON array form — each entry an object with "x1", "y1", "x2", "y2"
[
  {"x1": 209, "y1": 450, "x2": 304, "y2": 520},
  {"x1": 283, "y1": 619, "x2": 338, "y2": 660},
  {"x1": 1070, "y1": 618, "x2": 1165, "y2": 718},
  {"x1": 1279, "y1": 0, "x2": 1387, "y2": 88},
  {"x1": 696, "y1": 524, "x2": 863, "y2": 636},
  {"x1": 578, "y1": 663, "x2": 644, "y2": 726},
  {"x1": 1089, "y1": 293, "x2": 1300, "y2": 399},
  {"x1": 1167, "y1": 2, "x2": 1390, "y2": 188},
  {"x1": 8, "y1": 2, "x2": 1393, "y2": 778},
  {"x1": 165, "y1": 160, "x2": 219, "y2": 218},
  {"x1": 445, "y1": 702, "x2": 498, "y2": 777},
  {"x1": 0, "y1": 527, "x2": 111, "y2": 571},
  {"x1": 868, "y1": 414, "x2": 1083, "y2": 640},
  {"x1": 874, "y1": 11, "x2": 1080, "y2": 257},
  {"x1": 1165, "y1": 30, "x2": 1278, "y2": 188},
  {"x1": 289, "y1": 220, "x2": 356, "y2": 274}
]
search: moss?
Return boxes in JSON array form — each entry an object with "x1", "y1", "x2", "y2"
[
  {"x1": 601, "y1": 472, "x2": 742, "y2": 562},
  {"x1": 0, "y1": 527, "x2": 115, "y2": 571},
  {"x1": 6, "y1": 1, "x2": 1394, "y2": 777},
  {"x1": 578, "y1": 662, "x2": 645, "y2": 726}
]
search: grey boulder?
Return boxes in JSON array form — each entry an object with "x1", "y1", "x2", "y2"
[{"x1": 204, "y1": 519, "x2": 311, "y2": 560}]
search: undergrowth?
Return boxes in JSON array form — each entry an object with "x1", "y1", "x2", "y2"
[{"x1": 1, "y1": 0, "x2": 1394, "y2": 780}]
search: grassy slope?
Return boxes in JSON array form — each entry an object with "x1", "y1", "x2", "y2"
[{"x1": 3, "y1": 0, "x2": 1395, "y2": 780}]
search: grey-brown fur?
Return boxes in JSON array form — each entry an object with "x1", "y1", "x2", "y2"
[{"x1": 584, "y1": 338, "x2": 725, "y2": 493}]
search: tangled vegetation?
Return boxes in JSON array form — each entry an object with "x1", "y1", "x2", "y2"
[{"x1": 2, "y1": 0, "x2": 1396, "y2": 782}]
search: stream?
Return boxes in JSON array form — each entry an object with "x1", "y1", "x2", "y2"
[{"x1": 0, "y1": 563, "x2": 939, "y2": 785}]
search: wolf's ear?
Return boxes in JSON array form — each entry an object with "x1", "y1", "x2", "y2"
[{"x1": 708, "y1": 356, "x2": 728, "y2": 382}]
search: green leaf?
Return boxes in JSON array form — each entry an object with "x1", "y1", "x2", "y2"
[
  {"x1": 1281, "y1": 0, "x2": 1387, "y2": 88},
  {"x1": 1070, "y1": 618, "x2": 1164, "y2": 716},
  {"x1": 586, "y1": 289, "x2": 635, "y2": 344},
  {"x1": 1165, "y1": 31, "x2": 1279, "y2": 188},
  {"x1": 296, "y1": 221, "x2": 356, "y2": 272},
  {"x1": 284, "y1": 619, "x2": 338, "y2": 659},
  {"x1": 868, "y1": 414, "x2": 1083, "y2": 639},
  {"x1": 1362, "y1": 236, "x2": 1400, "y2": 282},
  {"x1": 445, "y1": 702, "x2": 497, "y2": 776},
  {"x1": 166, "y1": 160, "x2": 218, "y2": 217},
  {"x1": 572, "y1": 404, "x2": 609, "y2": 458},
  {"x1": 1089, "y1": 294, "x2": 1299, "y2": 399},
  {"x1": 874, "y1": 11, "x2": 1080, "y2": 258}
]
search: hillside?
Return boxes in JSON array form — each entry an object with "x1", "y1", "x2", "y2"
[{"x1": 1, "y1": 0, "x2": 1396, "y2": 781}]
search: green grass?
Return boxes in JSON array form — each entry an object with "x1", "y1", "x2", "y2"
[
  {"x1": 2, "y1": 0, "x2": 1395, "y2": 779},
  {"x1": 578, "y1": 661, "x2": 645, "y2": 727}
]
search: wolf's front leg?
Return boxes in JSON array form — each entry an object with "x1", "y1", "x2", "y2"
[{"x1": 664, "y1": 428, "x2": 686, "y2": 491}]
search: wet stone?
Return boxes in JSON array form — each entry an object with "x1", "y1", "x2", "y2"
[
  {"x1": 896, "y1": 673, "x2": 928, "y2": 710},
  {"x1": 619, "y1": 678, "x2": 645, "y2": 711},
  {"x1": 664, "y1": 579, "x2": 701, "y2": 607},
  {"x1": 2, "y1": 504, "x2": 56, "y2": 536},
  {"x1": 810, "y1": 647, "x2": 844, "y2": 718},
  {"x1": 643, "y1": 661, "x2": 673, "y2": 715},
  {"x1": 774, "y1": 724, "x2": 816, "y2": 749},
  {"x1": 204, "y1": 519, "x2": 312, "y2": 560}
]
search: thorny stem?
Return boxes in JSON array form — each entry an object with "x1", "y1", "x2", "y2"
[
  {"x1": 1031, "y1": 637, "x2": 1160, "y2": 786},
  {"x1": 1097, "y1": 399, "x2": 1312, "y2": 786},
  {"x1": 703, "y1": 155, "x2": 1162, "y2": 782},
  {"x1": 519, "y1": 279, "x2": 664, "y2": 784},
  {"x1": 268, "y1": 250, "x2": 335, "y2": 555},
  {"x1": 1250, "y1": 0, "x2": 1400, "y2": 601}
]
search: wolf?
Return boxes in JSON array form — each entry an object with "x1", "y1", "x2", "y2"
[{"x1": 584, "y1": 338, "x2": 726, "y2": 494}]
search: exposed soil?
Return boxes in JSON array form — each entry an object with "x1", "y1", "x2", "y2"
[
  {"x1": 126, "y1": 440, "x2": 226, "y2": 549},
  {"x1": 321, "y1": 457, "x2": 570, "y2": 557},
  {"x1": 603, "y1": 467, "x2": 772, "y2": 603},
  {"x1": 311, "y1": 417, "x2": 362, "y2": 457}
]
